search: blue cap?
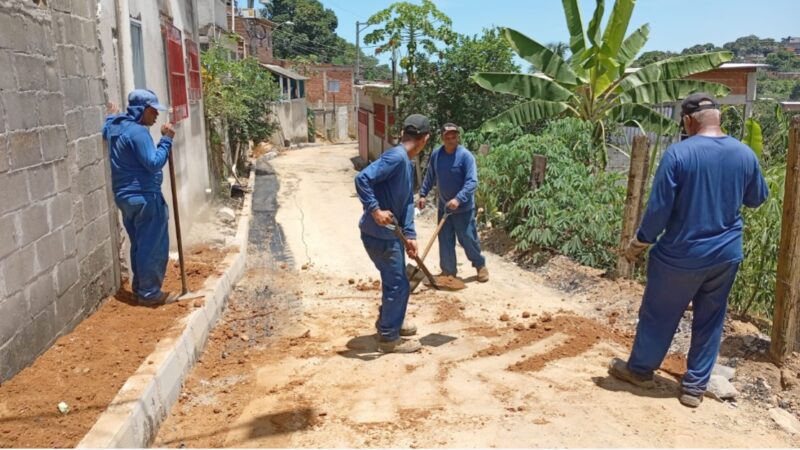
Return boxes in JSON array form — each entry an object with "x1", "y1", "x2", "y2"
[{"x1": 127, "y1": 89, "x2": 167, "y2": 111}]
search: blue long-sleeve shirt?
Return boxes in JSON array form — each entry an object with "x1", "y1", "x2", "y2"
[
  {"x1": 102, "y1": 105, "x2": 172, "y2": 198},
  {"x1": 419, "y1": 145, "x2": 477, "y2": 214},
  {"x1": 355, "y1": 145, "x2": 416, "y2": 240},
  {"x1": 637, "y1": 135, "x2": 769, "y2": 270}
]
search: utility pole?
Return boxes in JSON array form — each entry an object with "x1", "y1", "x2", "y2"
[
  {"x1": 355, "y1": 21, "x2": 361, "y2": 84},
  {"x1": 355, "y1": 21, "x2": 371, "y2": 84}
]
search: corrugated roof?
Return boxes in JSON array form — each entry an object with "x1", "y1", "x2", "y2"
[{"x1": 261, "y1": 64, "x2": 308, "y2": 80}]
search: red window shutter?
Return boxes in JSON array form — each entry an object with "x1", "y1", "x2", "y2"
[
  {"x1": 388, "y1": 107, "x2": 395, "y2": 129},
  {"x1": 374, "y1": 104, "x2": 386, "y2": 138},
  {"x1": 185, "y1": 38, "x2": 202, "y2": 102},
  {"x1": 164, "y1": 23, "x2": 188, "y2": 122}
]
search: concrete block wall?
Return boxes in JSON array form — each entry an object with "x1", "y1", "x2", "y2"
[{"x1": 0, "y1": 0, "x2": 119, "y2": 382}]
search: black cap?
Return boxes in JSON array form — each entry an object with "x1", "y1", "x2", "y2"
[
  {"x1": 403, "y1": 114, "x2": 431, "y2": 136},
  {"x1": 442, "y1": 122, "x2": 459, "y2": 133},
  {"x1": 681, "y1": 93, "x2": 719, "y2": 116}
]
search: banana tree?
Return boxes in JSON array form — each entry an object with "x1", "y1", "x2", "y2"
[{"x1": 472, "y1": 0, "x2": 733, "y2": 170}]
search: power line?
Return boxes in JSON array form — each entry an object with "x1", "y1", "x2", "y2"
[{"x1": 324, "y1": 0, "x2": 367, "y2": 21}]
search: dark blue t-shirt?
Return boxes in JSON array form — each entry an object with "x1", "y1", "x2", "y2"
[
  {"x1": 355, "y1": 145, "x2": 416, "y2": 240},
  {"x1": 637, "y1": 135, "x2": 769, "y2": 270},
  {"x1": 419, "y1": 145, "x2": 477, "y2": 214}
]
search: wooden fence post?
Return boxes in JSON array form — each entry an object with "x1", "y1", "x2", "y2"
[
  {"x1": 529, "y1": 154, "x2": 547, "y2": 190},
  {"x1": 616, "y1": 135, "x2": 650, "y2": 278},
  {"x1": 771, "y1": 116, "x2": 800, "y2": 362}
]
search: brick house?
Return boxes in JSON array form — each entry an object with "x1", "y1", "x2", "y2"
[
  {"x1": 228, "y1": 13, "x2": 274, "y2": 63},
  {"x1": 608, "y1": 62, "x2": 766, "y2": 172},
  {"x1": 354, "y1": 83, "x2": 397, "y2": 162},
  {"x1": 277, "y1": 61, "x2": 356, "y2": 141}
]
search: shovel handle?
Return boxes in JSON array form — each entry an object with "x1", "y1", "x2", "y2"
[
  {"x1": 420, "y1": 212, "x2": 450, "y2": 262},
  {"x1": 388, "y1": 218, "x2": 439, "y2": 289}
]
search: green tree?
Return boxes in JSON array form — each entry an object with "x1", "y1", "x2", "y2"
[
  {"x1": 723, "y1": 35, "x2": 780, "y2": 59},
  {"x1": 202, "y1": 39, "x2": 281, "y2": 177},
  {"x1": 264, "y1": 0, "x2": 343, "y2": 62},
  {"x1": 364, "y1": 0, "x2": 456, "y2": 84},
  {"x1": 681, "y1": 43, "x2": 721, "y2": 55},
  {"x1": 766, "y1": 50, "x2": 800, "y2": 72},
  {"x1": 633, "y1": 50, "x2": 677, "y2": 67},
  {"x1": 472, "y1": 0, "x2": 732, "y2": 170},
  {"x1": 405, "y1": 28, "x2": 521, "y2": 131}
]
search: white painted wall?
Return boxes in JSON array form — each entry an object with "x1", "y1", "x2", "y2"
[{"x1": 98, "y1": 0, "x2": 213, "y2": 249}]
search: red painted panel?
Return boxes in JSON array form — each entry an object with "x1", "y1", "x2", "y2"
[{"x1": 164, "y1": 23, "x2": 188, "y2": 122}]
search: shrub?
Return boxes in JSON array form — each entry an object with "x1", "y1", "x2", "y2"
[
  {"x1": 729, "y1": 163, "x2": 785, "y2": 320},
  {"x1": 476, "y1": 118, "x2": 626, "y2": 269}
]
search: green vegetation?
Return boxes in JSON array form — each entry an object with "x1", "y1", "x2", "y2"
[
  {"x1": 472, "y1": 0, "x2": 731, "y2": 170},
  {"x1": 364, "y1": 0, "x2": 456, "y2": 85},
  {"x1": 469, "y1": 119, "x2": 626, "y2": 269},
  {"x1": 202, "y1": 40, "x2": 281, "y2": 179},
  {"x1": 262, "y1": 0, "x2": 391, "y2": 80}
]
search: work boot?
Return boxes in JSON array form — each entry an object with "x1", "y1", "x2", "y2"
[
  {"x1": 374, "y1": 320, "x2": 417, "y2": 337},
  {"x1": 376, "y1": 337, "x2": 422, "y2": 354},
  {"x1": 477, "y1": 266, "x2": 489, "y2": 283},
  {"x1": 678, "y1": 392, "x2": 703, "y2": 408},
  {"x1": 138, "y1": 291, "x2": 177, "y2": 307},
  {"x1": 608, "y1": 357, "x2": 655, "y2": 389},
  {"x1": 400, "y1": 322, "x2": 417, "y2": 336}
]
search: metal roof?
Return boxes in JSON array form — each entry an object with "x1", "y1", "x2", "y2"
[
  {"x1": 261, "y1": 64, "x2": 308, "y2": 80},
  {"x1": 624, "y1": 62, "x2": 768, "y2": 74},
  {"x1": 781, "y1": 101, "x2": 800, "y2": 112}
]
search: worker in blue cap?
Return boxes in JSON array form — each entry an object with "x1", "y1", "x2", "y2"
[
  {"x1": 102, "y1": 89, "x2": 176, "y2": 306},
  {"x1": 609, "y1": 93, "x2": 769, "y2": 408}
]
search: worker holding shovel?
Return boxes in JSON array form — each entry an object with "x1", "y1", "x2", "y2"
[
  {"x1": 418, "y1": 123, "x2": 488, "y2": 283},
  {"x1": 355, "y1": 114, "x2": 431, "y2": 354},
  {"x1": 103, "y1": 90, "x2": 176, "y2": 306}
]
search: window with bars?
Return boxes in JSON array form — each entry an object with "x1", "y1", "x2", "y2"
[
  {"x1": 163, "y1": 23, "x2": 188, "y2": 122},
  {"x1": 185, "y1": 38, "x2": 202, "y2": 102}
]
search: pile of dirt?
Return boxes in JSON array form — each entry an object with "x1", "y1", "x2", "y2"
[
  {"x1": 354, "y1": 279, "x2": 381, "y2": 291},
  {"x1": 474, "y1": 314, "x2": 627, "y2": 372},
  {"x1": 0, "y1": 245, "x2": 230, "y2": 448},
  {"x1": 433, "y1": 275, "x2": 466, "y2": 291},
  {"x1": 251, "y1": 141, "x2": 275, "y2": 159},
  {"x1": 433, "y1": 296, "x2": 466, "y2": 323}
]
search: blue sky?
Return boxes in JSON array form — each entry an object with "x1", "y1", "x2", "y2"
[{"x1": 242, "y1": 0, "x2": 798, "y2": 67}]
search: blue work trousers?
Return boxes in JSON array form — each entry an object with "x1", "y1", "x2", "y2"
[
  {"x1": 361, "y1": 234, "x2": 409, "y2": 341},
  {"x1": 439, "y1": 208, "x2": 486, "y2": 276},
  {"x1": 628, "y1": 256, "x2": 740, "y2": 396},
  {"x1": 116, "y1": 193, "x2": 170, "y2": 301}
]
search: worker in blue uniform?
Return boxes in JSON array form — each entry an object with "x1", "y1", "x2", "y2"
[
  {"x1": 610, "y1": 93, "x2": 769, "y2": 407},
  {"x1": 418, "y1": 123, "x2": 488, "y2": 282},
  {"x1": 355, "y1": 114, "x2": 431, "y2": 353},
  {"x1": 103, "y1": 90, "x2": 176, "y2": 306}
]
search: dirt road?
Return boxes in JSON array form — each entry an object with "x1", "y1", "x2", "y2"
[{"x1": 154, "y1": 144, "x2": 798, "y2": 447}]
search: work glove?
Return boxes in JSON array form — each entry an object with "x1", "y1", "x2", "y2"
[{"x1": 624, "y1": 237, "x2": 650, "y2": 262}]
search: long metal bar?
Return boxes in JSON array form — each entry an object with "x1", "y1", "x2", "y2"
[{"x1": 167, "y1": 151, "x2": 188, "y2": 295}]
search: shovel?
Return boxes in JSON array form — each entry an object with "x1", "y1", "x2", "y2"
[
  {"x1": 407, "y1": 211, "x2": 451, "y2": 293},
  {"x1": 385, "y1": 218, "x2": 439, "y2": 290}
]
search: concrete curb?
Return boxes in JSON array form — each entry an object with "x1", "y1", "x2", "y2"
[{"x1": 77, "y1": 168, "x2": 256, "y2": 448}]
